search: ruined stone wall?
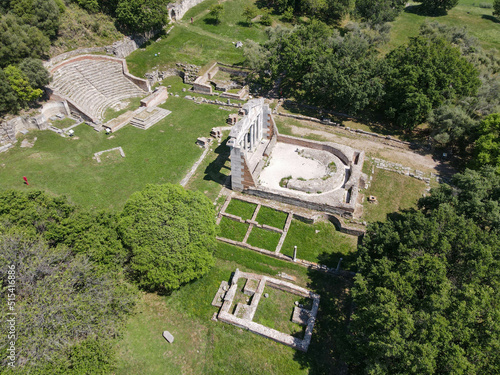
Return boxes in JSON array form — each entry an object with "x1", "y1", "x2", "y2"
[
  {"x1": 244, "y1": 187, "x2": 355, "y2": 216},
  {"x1": 168, "y1": 0, "x2": 207, "y2": 21}
]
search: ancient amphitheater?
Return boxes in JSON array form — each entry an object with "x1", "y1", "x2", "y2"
[{"x1": 49, "y1": 55, "x2": 150, "y2": 124}]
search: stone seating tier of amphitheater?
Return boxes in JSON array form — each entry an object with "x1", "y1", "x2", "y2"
[{"x1": 50, "y1": 56, "x2": 148, "y2": 123}]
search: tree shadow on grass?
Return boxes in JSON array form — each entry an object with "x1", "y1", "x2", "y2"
[
  {"x1": 293, "y1": 270, "x2": 354, "y2": 374},
  {"x1": 203, "y1": 18, "x2": 220, "y2": 26},
  {"x1": 404, "y1": 4, "x2": 447, "y2": 17},
  {"x1": 482, "y1": 14, "x2": 500, "y2": 24},
  {"x1": 236, "y1": 21, "x2": 253, "y2": 27},
  {"x1": 203, "y1": 138, "x2": 231, "y2": 186}
]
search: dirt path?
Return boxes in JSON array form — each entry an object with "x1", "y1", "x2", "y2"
[{"x1": 282, "y1": 120, "x2": 453, "y2": 176}]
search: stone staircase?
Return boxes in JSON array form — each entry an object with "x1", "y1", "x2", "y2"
[{"x1": 129, "y1": 107, "x2": 172, "y2": 130}]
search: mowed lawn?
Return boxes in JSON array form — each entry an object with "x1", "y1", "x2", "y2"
[
  {"x1": 383, "y1": 0, "x2": 500, "y2": 54},
  {"x1": 362, "y1": 167, "x2": 428, "y2": 223},
  {"x1": 114, "y1": 242, "x2": 352, "y2": 374},
  {"x1": 0, "y1": 98, "x2": 228, "y2": 211},
  {"x1": 126, "y1": 0, "x2": 274, "y2": 77}
]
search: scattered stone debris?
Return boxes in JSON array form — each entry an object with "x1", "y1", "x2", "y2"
[
  {"x1": 264, "y1": 293, "x2": 269, "y2": 298},
  {"x1": 196, "y1": 137, "x2": 211, "y2": 148},
  {"x1": 93, "y1": 146, "x2": 125, "y2": 163},
  {"x1": 20, "y1": 137, "x2": 37, "y2": 148}
]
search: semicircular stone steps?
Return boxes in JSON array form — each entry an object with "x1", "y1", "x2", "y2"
[{"x1": 51, "y1": 58, "x2": 146, "y2": 122}]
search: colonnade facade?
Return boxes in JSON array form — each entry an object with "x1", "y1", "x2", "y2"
[{"x1": 241, "y1": 114, "x2": 262, "y2": 152}]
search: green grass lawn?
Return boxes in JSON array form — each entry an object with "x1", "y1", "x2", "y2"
[
  {"x1": 253, "y1": 286, "x2": 305, "y2": 336},
  {"x1": 281, "y1": 220, "x2": 358, "y2": 271},
  {"x1": 246, "y1": 226, "x2": 282, "y2": 250},
  {"x1": 185, "y1": 137, "x2": 231, "y2": 202},
  {"x1": 219, "y1": 216, "x2": 249, "y2": 241},
  {"x1": 126, "y1": 0, "x2": 277, "y2": 77},
  {"x1": 225, "y1": 198, "x2": 257, "y2": 220},
  {"x1": 362, "y1": 166, "x2": 428, "y2": 223},
  {"x1": 255, "y1": 205, "x2": 289, "y2": 229},
  {"x1": 50, "y1": 117, "x2": 77, "y2": 129},
  {"x1": 383, "y1": 0, "x2": 500, "y2": 54},
  {"x1": 0, "y1": 98, "x2": 228, "y2": 211},
  {"x1": 103, "y1": 97, "x2": 143, "y2": 123},
  {"x1": 114, "y1": 242, "x2": 352, "y2": 374}
]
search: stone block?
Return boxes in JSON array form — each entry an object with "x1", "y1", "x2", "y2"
[{"x1": 162, "y1": 331, "x2": 174, "y2": 343}]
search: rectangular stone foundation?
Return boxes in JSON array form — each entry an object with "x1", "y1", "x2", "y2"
[{"x1": 215, "y1": 268, "x2": 320, "y2": 352}]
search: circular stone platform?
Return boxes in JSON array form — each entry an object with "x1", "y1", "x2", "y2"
[{"x1": 258, "y1": 142, "x2": 347, "y2": 195}]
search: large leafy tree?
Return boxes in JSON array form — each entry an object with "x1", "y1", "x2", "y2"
[
  {"x1": 4, "y1": 65, "x2": 43, "y2": 103},
  {"x1": 303, "y1": 28, "x2": 386, "y2": 114},
  {"x1": 0, "y1": 15, "x2": 50, "y2": 67},
  {"x1": 0, "y1": 190, "x2": 128, "y2": 269},
  {"x1": 350, "y1": 205, "x2": 500, "y2": 374},
  {"x1": 0, "y1": 230, "x2": 136, "y2": 373},
  {"x1": 10, "y1": 0, "x2": 61, "y2": 39},
  {"x1": 18, "y1": 58, "x2": 51, "y2": 89},
  {"x1": 119, "y1": 184, "x2": 217, "y2": 293},
  {"x1": 355, "y1": 0, "x2": 406, "y2": 24},
  {"x1": 473, "y1": 114, "x2": 500, "y2": 172},
  {"x1": 419, "y1": 166, "x2": 500, "y2": 232},
  {"x1": 384, "y1": 35, "x2": 480, "y2": 129},
  {"x1": 415, "y1": 0, "x2": 459, "y2": 13},
  {"x1": 115, "y1": 0, "x2": 168, "y2": 32}
]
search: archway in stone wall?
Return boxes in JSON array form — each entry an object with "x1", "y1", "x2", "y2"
[{"x1": 171, "y1": 10, "x2": 176, "y2": 21}]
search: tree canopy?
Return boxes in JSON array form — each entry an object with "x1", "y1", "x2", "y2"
[
  {"x1": 115, "y1": 0, "x2": 169, "y2": 33},
  {"x1": 119, "y1": 184, "x2": 217, "y2": 293},
  {"x1": 384, "y1": 36, "x2": 480, "y2": 129},
  {"x1": 350, "y1": 204, "x2": 500, "y2": 374},
  {"x1": 0, "y1": 230, "x2": 136, "y2": 373},
  {"x1": 472, "y1": 114, "x2": 500, "y2": 172},
  {"x1": 415, "y1": 0, "x2": 459, "y2": 13}
]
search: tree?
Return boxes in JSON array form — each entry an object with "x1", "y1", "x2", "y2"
[
  {"x1": 495, "y1": 0, "x2": 500, "y2": 17},
  {"x1": 415, "y1": 0, "x2": 459, "y2": 13},
  {"x1": 384, "y1": 36, "x2": 480, "y2": 129},
  {"x1": 210, "y1": 3, "x2": 224, "y2": 25},
  {"x1": 303, "y1": 27, "x2": 386, "y2": 114},
  {"x1": 355, "y1": 0, "x2": 406, "y2": 24},
  {"x1": 419, "y1": 165, "x2": 500, "y2": 232},
  {"x1": 10, "y1": 0, "x2": 61, "y2": 39},
  {"x1": 427, "y1": 103, "x2": 477, "y2": 153},
  {"x1": 4, "y1": 65, "x2": 43, "y2": 104},
  {"x1": 19, "y1": 58, "x2": 50, "y2": 89},
  {"x1": 0, "y1": 14, "x2": 50, "y2": 67},
  {"x1": 0, "y1": 69, "x2": 21, "y2": 113},
  {"x1": 261, "y1": 12, "x2": 272, "y2": 26},
  {"x1": 115, "y1": 0, "x2": 168, "y2": 33},
  {"x1": 0, "y1": 230, "x2": 137, "y2": 372},
  {"x1": 119, "y1": 184, "x2": 217, "y2": 293},
  {"x1": 472, "y1": 113, "x2": 500, "y2": 171},
  {"x1": 243, "y1": 5, "x2": 258, "y2": 24},
  {"x1": 350, "y1": 205, "x2": 500, "y2": 374},
  {"x1": 0, "y1": 190, "x2": 128, "y2": 269}
]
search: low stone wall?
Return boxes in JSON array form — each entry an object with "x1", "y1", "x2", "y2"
[
  {"x1": 168, "y1": 0, "x2": 207, "y2": 21},
  {"x1": 277, "y1": 133, "x2": 351, "y2": 166},
  {"x1": 140, "y1": 86, "x2": 168, "y2": 107},
  {"x1": 245, "y1": 187, "x2": 355, "y2": 216}
]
